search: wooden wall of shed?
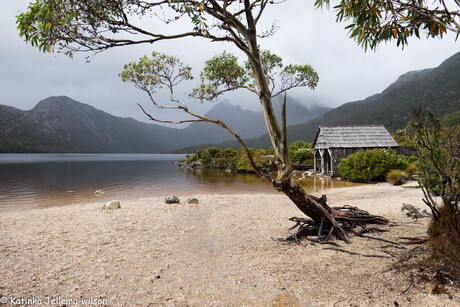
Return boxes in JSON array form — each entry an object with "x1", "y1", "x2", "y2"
[{"x1": 395, "y1": 146, "x2": 417, "y2": 157}]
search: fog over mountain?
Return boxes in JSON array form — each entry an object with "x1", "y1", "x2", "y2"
[{"x1": 208, "y1": 51, "x2": 460, "y2": 150}]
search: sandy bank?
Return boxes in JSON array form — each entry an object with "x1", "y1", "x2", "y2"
[{"x1": 0, "y1": 183, "x2": 458, "y2": 306}]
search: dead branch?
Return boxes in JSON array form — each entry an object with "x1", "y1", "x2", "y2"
[
  {"x1": 358, "y1": 234, "x2": 406, "y2": 248},
  {"x1": 400, "y1": 274, "x2": 414, "y2": 295},
  {"x1": 322, "y1": 247, "x2": 391, "y2": 259},
  {"x1": 399, "y1": 237, "x2": 430, "y2": 245}
]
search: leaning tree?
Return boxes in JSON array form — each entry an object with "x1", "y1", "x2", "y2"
[{"x1": 17, "y1": 0, "x2": 388, "y2": 242}]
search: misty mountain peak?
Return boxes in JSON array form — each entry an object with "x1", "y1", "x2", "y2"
[{"x1": 34, "y1": 96, "x2": 80, "y2": 109}]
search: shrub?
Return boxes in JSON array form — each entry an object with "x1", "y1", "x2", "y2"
[
  {"x1": 405, "y1": 110, "x2": 460, "y2": 273},
  {"x1": 338, "y1": 148, "x2": 408, "y2": 182},
  {"x1": 289, "y1": 140, "x2": 313, "y2": 164},
  {"x1": 291, "y1": 148, "x2": 313, "y2": 164},
  {"x1": 234, "y1": 148, "x2": 275, "y2": 173},
  {"x1": 214, "y1": 157, "x2": 228, "y2": 169},
  {"x1": 186, "y1": 154, "x2": 198, "y2": 163},
  {"x1": 222, "y1": 147, "x2": 237, "y2": 159},
  {"x1": 428, "y1": 204, "x2": 460, "y2": 273},
  {"x1": 195, "y1": 149, "x2": 206, "y2": 159},
  {"x1": 386, "y1": 169, "x2": 406, "y2": 185},
  {"x1": 404, "y1": 163, "x2": 418, "y2": 179},
  {"x1": 207, "y1": 147, "x2": 222, "y2": 158},
  {"x1": 416, "y1": 150, "x2": 443, "y2": 196},
  {"x1": 200, "y1": 150, "x2": 213, "y2": 168},
  {"x1": 181, "y1": 145, "x2": 279, "y2": 173},
  {"x1": 401, "y1": 203, "x2": 430, "y2": 220}
]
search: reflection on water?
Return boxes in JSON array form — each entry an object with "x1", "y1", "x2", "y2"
[
  {"x1": 179, "y1": 167, "x2": 272, "y2": 188},
  {"x1": 179, "y1": 168, "x2": 361, "y2": 196},
  {"x1": 0, "y1": 154, "x2": 187, "y2": 212},
  {"x1": 294, "y1": 174, "x2": 362, "y2": 194},
  {"x1": 0, "y1": 154, "x2": 360, "y2": 212}
]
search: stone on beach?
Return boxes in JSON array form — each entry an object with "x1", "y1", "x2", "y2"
[
  {"x1": 165, "y1": 195, "x2": 180, "y2": 204},
  {"x1": 185, "y1": 198, "x2": 199, "y2": 204},
  {"x1": 102, "y1": 200, "x2": 121, "y2": 210},
  {"x1": 95, "y1": 190, "x2": 105, "y2": 196}
]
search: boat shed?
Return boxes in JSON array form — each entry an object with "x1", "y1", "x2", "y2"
[{"x1": 312, "y1": 125, "x2": 399, "y2": 177}]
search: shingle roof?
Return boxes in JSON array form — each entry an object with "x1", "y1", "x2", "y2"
[{"x1": 312, "y1": 125, "x2": 399, "y2": 149}]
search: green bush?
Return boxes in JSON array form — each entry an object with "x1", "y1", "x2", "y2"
[
  {"x1": 207, "y1": 147, "x2": 222, "y2": 158},
  {"x1": 200, "y1": 150, "x2": 213, "y2": 168},
  {"x1": 183, "y1": 142, "x2": 320, "y2": 174},
  {"x1": 195, "y1": 149, "x2": 205, "y2": 159},
  {"x1": 416, "y1": 150, "x2": 443, "y2": 196},
  {"x1": 182, "y1": 146, "x2": 276, "y2": 173},
  {"x1": 234, "y1": 148, "x2": 275, "y2": 173},
  {"x1": 288, "y1": 140, "x2": 313, "y2": 164},
  {"x1": 401, "y1": 203, "x2": 429, "y2": 220},
  {"x1": 214, "y1": 157, "x2": 228, "y2": 169},
  {"x1": 222, "y1": 147, "x2": 237, "y2": 159},
  {"x1": 338, "y1": 148, "x2": 409, "y2": 182},
  {"x1": 291, "y1": 148, "x2": 313, "y2": 164}
]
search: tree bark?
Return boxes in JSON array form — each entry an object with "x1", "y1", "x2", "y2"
[{"x1": 273, "y1": 178, "x2": 350, "y2": 243}]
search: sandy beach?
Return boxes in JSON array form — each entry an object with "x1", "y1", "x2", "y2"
[{"x1": 0, "y1": 182, "x2": 458, "y2": 306}]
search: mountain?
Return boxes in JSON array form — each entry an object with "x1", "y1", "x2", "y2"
[
  {"x1": 6, "y1": 51, "x2": 458, "y2": 153},
  {"x1": 183, "y1": 97, "x2": 330, "y2": 143},
  {"x1": 0, "y1": 95, "x2": 330, "y2": 153},
  {"x1": 183, "y1": 100, "x2": 265, "y2": 143},
  {"x1": 271, "y1": 95, "x2": 332, "y2": 126},
  {"x1": 223, "y1": 51, "x2": 460, "y2": 149},
  {"x1": 0, "y1": 96, "x2": 194, "y2": 153}
]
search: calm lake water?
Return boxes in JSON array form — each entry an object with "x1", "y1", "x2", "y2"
[{"x1": 0, "y1": 154, "x2": 359, "y2": 212}]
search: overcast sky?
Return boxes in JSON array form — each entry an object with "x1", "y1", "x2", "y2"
[{"x1": 1, "y1": 1, "x2": 459, "y2": 125}]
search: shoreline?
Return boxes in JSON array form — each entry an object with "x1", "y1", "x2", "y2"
[
  {"x1": 1, "y1": 183, "x2": 458, "y2": 306},
  {"x1": 0, "y1": 174, "x2": 361, "y2": 214}
]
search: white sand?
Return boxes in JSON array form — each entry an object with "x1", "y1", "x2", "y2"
[{"x1": 0, "y1": 182, "x2": 458, "y2": 306}]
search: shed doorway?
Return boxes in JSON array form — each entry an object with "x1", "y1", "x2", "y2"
[
  {"x1": 323, "y1": 150, "x2": 332, "y2": 174},
  {"x1": 315, "y1": 151, "x2": 321, "y2": 173}
]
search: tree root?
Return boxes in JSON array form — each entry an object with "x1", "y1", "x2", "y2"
[
  {"x1": 398, "y1": 237, "x2": 430, "y2": 245},
  {"x1": 283, "y1": 204, "x2": 389, "y2": 243},
  {"x1": 322, "y1": 247, "x2": 391, "y2": 259}
]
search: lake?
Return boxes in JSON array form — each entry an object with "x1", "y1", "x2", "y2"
[{"x1": 0, "y1": 154, "x2": 359, "y2": 212}]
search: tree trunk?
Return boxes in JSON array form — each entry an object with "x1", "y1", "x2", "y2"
[
  {"x1": 273, "y1": 178, "x2": 350, "y2": 243},
  {"x1": 241, "y1": 1, "x2": 383, "y2": 243},
  {"x1": 240, "y1": 2, "x2": 351, "y2": 241}
]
